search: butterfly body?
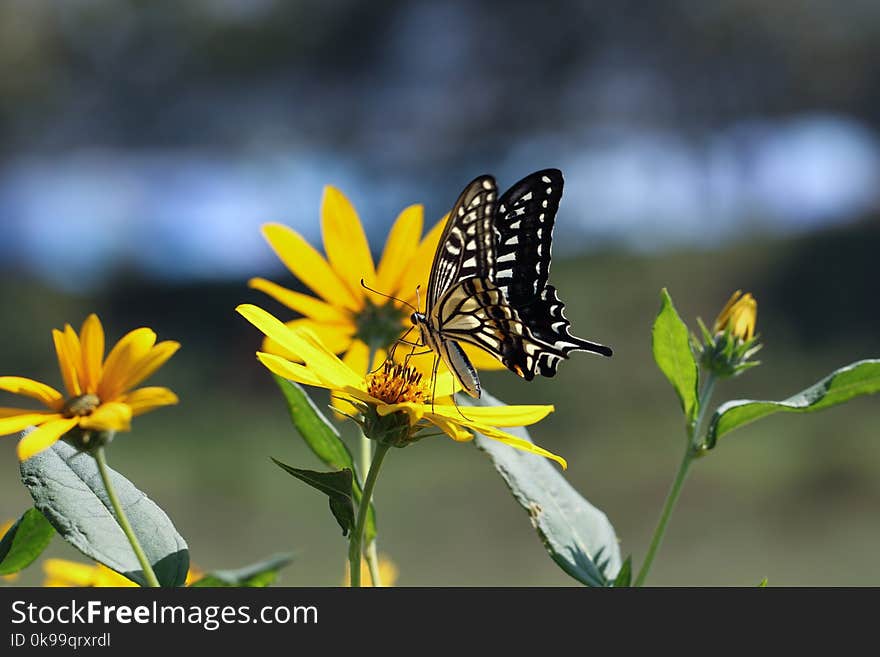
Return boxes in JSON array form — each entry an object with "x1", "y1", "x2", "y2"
[{"x1": 413, "y1": 169, "x2": 612, "y2": 397}]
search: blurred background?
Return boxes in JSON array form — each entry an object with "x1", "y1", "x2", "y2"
[{"x1": 1, "y1": 0, "x2": 879, "y2": 586}]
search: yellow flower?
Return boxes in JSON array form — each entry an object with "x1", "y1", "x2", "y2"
[
  {"x1": 713, "y1": 290, "x2": 757, "y2": 341},
  {"x1": 236, "y1": 304, "x2": 566, "y2": 469},
  {"x1": 342, "y1": 553, "x2": 399, "y2": 587},
  {"x1": 42, "y1": 559, "x2": 202, "y2": 587},
  {"x1": 249, "y1": 185, "x2": 503, "y2": 376},
  {"x1": 0, "y1": 314, "x2": 179, "y2": 461}
]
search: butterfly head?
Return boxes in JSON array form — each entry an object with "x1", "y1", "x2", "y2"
[{"x1": 409, "y1": 311, "x2": 426, "y2": 326}]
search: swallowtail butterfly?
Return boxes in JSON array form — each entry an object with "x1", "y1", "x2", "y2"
[{"x1": 409, "y1": 169, "x2": 612, "y2": 398}]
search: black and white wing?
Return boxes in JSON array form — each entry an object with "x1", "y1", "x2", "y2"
[
  {"x1": 424, "y1": 175, "x2": 497, "y2": 312},
  {"x1": 494, "y1": 169, "x2": 612, "y2": 378},
  {"x1": 433, "y1": 276, "x2": 550, "y2": 379}
]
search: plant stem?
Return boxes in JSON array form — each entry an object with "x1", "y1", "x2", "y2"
[
  {"x1": 94, "y1": 446, "x2": 160, "y2": 588},
  {"x1": 359, "y1": 431, "x2": 383, "y2": 586},
  {"x1": 348, "y1": 441, "x2": 391, "y2": 587},
  {"x1": 634, "y1": 373, "x2": 716, "y2": 587},
  {"x1": 360, "y1": 346, "x2": 383, "y2": 586}
]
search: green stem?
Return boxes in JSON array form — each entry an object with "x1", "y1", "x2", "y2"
[
  {"x1": 94, "y1": 446, "x2": 160, "y2": 588},
  {"x1": 348, "y1": 441, "x2": 391, "y2": 587},
  {"x1": 360, "y1": 346, "x2": 383, "y2": 586},
  {"x1": 634, "y1": 373, "x2": 717, "y2": 587}
]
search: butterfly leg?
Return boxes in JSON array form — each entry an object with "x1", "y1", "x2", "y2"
[{"x1": 429, "y1": 353, "x2": 440, "y2": 414}]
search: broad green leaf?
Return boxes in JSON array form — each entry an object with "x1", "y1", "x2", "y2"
[
  {"x1": 653, "y1": 288, "x2": 700, "y2": 422},
  {"x1": 189, "y1": 553, "x2": 294, "y2": 587},
  {"x1": 271, "y1": 459, "x2": 355, "y2": 536},
  {"x1": 0, "y1": 508, "x2": 55, "y2": 575},
  {"x1": 273, "y1": 376, "x2": 376, "y2": 543},
  {"x1": 20, "y1": 440, "x2": 189, "y2": 587},
  {"x1": 612, "y1": 556, "x2": 633, "y2": 588},
  {"x1": 274, "y1": 375, "x2": 354, "y2": 470},
  {"x1": 704, "y1": 359, "x2": 880, "y2": 449},
  {"x1": 470, "y1": 391, "x2": 622, "y2": 587}
]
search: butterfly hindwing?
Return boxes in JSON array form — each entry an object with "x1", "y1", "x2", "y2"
[
  {"x1": 435, "y1": 277, "x2": 545, "y2": 381},
  {"x1": 494, "y1": 168, "x2": 562, "y2": 303},
  {"x1": 493, "y1": 169, "x2": 612, "y2": 377}
]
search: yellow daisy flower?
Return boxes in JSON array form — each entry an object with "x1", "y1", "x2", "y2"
[
  {"x1": 0, "y1": 314, "x2": 179, "y2": 461},
  {"x1": 42, "y1": 559, "x2": 202, "y2": 587},
  {"x1": 342, "y1": 553, "x2": 398, "y2": 587},
  {"x1": 713, "y1": 290, "x2": 758, "y2": 341},
  {"x1": 236, "y1": 304, "x2": 566, "y2": 469},
  {"x1": 249, "y1": 185, "x2": 503, "y2": 376}
]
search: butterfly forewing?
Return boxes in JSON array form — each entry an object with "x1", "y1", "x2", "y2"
[{"x1": 425, "y1": 176, "x2": 497, "y2": 314}]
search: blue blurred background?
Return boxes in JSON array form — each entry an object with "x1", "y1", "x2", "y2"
[{"x1": 1, "y1": 1, "x2": 879, "y2": 586}]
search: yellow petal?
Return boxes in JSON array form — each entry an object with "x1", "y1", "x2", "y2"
[
  {"x1": 109, "y1": 341, "x2": 180, "y2": 397},
  {"x1": 261, "y1": 319, "x2": 355, "y2": 362},
  {"x1": 376, "y1": 401, "x2": 425, "y2": 425},
  {"x1": 78, "y1": 402, "x2": 132, "y2": 432},
  {"x1": 462, "y1": 343, "x2": 507, "y2": 371},
  {"x1": 398, "y1": 213, "x2": 449, "y2": 306},
  {"x1": 375, "y1": 204, "x2": 424, "y2": 297},
  {"x1": 261, "y1": 223, "x2": 359, "y2": 312},
  {"x1": 17, "y1": 417, "x2": 79, "y2": 460},
  {"x1": 99, "y1": 328, "x2": 157, "y2": 400},
  {"x1": 0, "y1": 409, "x2": 60, "y2": 436},
  {"x1": 256, "y1": 352, "x2": 325, "y2": 388},
  {"x1": 321, "y1": 186, "x2": 376, "y2": 303},
  {"x1": 248, "y1": 277, "x2": 351, "y2": 323},
  {"x1": 342, "y1": 341, "x2": 386, "y2": 378},
  {"x1": 237, "y1": 305, "x2": 362, "y2": 389},
  {"x1": 120, "y1": 387, "x2": 179, "y2": 417},
  {"x1": 53, "y1": 329, "x2": 82, "y2": 397},
  {"x1": 286, "y1": 320, "x2": 354, "y2": 355},
  {"x1": 79, "y1": 314, "x2": 105, "y2": 393},
  {"x1": 464, "y1": 422, "x2": 567, "y2": 470},
  {"x1": 42, "y1": 559, "x2": 100, "y2": 586},
  {"x1": 425, "y1": 413, "x2": 473, "y2": 441},
  {"x1": 0, "y1": 377, "x2": 63, "y2": 410},
  {"x1": 334, "y1": 344, "x2": 386, "y2": 415},
  {"x1": 429, "y1": 404, "x2": 554, "y2": 427}
]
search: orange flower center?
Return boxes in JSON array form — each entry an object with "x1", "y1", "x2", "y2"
[
  {"x1": 367, "y1": 362, "x2": 427, "y2": 404},
  {"x1": 61, "y1": 393, "x2": 100, "y2": 418}
]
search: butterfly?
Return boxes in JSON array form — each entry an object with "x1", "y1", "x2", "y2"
[{"x1": 408, "y1": 169, "x2": 612, "y2": 398}]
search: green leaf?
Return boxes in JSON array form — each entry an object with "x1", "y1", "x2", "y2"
[
  {"x1": 653, "y1": 288, "x2": 700, "y2": 422},
  {"x1": 704, "y1": 359, "x2": 880, "y2": 449},
  {"x1": 758, "y1": 577, "x2": 768, "y2": 587},
  {"x1": 271, "y1": 459, "x2": 355, "y2": 536},
  {"x1": 272, "y1": 376, "x2": 377, "y2": 543},
  {"x1": 612, "y1": 556, "x2": 633, "y2": 588},
  {"x1": 189, "y1": 553, "x2": 294, "y2": 587},
  {"x1": 470, "y1": 391, "x2": 622, "y2": 587},
  {"x1": 274, "y1": 375, "x2": 354, "y2": 470},
  {"x1": 20, "y1": 440, "x2": 189, "y2": 587},
  {"x1": 0, "y1": 508, "x2": 55, "y2": 575}
]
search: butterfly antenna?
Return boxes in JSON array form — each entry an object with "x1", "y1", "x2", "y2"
[{"x1": 360, "y1": 279, "x2": 418, "y2": 313}]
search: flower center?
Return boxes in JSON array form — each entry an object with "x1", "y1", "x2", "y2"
[
  {"x1": 367, "y1": 362, "x2": 427, "y2": 404},
  {"x1": 355, "y1": 298, "x2": 408, "y2": 352},
  {"x1": 62, "y1": 393, "x2": 100, "y2": 418}
]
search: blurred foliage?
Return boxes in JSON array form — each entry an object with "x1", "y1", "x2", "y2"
[{"x1": 1, "y1": 217, "x2": 878, "y2": 585}]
